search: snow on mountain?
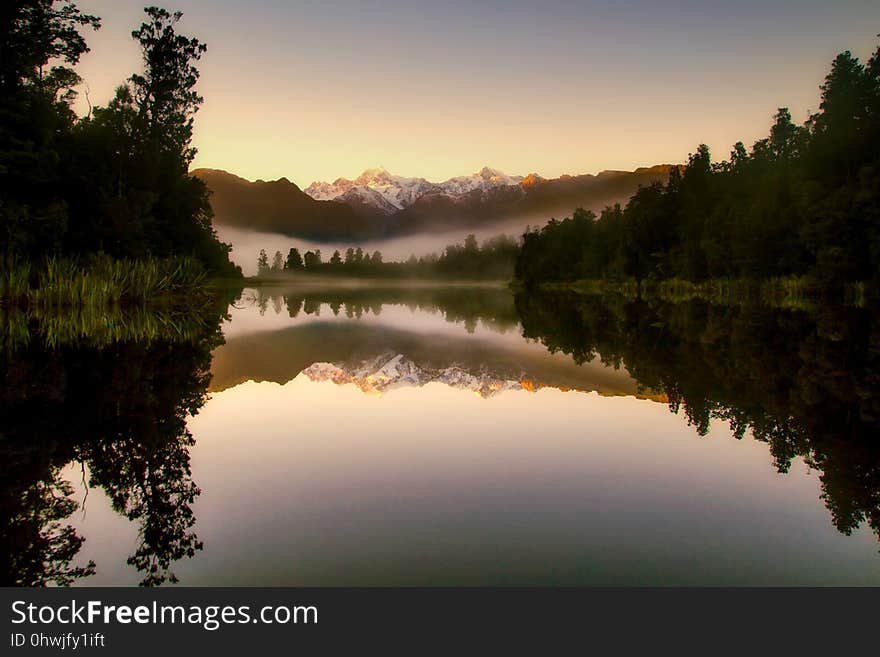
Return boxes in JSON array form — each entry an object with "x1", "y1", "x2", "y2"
[
  {"x1": 302, "y1": 178, "x2": 354, "y2": 201},
  {"x1": 335, "y1": 186, "x2": 401, "y2": 215},
  {"x1": 439, "y1": 166, "x2": 524, "y2": 196},
  {"x1": 303, "y1": 166, "x2": 524, "y2": 213},
  {"x1": 302, "y1": 353, "x2": 525, "y2": 398},
  {"x1": 304, "y1": 167, "x2": 440, "y2": 213}
]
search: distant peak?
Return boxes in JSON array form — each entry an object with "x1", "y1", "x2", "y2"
[
  {"x1": 521, "y1": 172, "x2": 545, "y2": 187},
  {"x1": 353, "y1": 166, "x2": 397, "y2": 186},
  {"x1": 477, "y1": 166, "x2": 505, "y2": 179}
]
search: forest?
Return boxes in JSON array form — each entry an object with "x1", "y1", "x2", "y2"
[
  {"x1": 254, "y1": 234, "x2": 520, "y2": 280},
  {"x1": 515, "y1": 42, "x2": 880, "y2": 294},
  {"x1": 0, "y1": 1, "x2": 241, "y2": 298}
]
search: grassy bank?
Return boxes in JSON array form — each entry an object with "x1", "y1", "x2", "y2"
[
  {"x1": 512, "y1": 276, "x2": 870, "y2": 308},
  {"x1": 0, "y1": 255, "x2": 240, "y2": 349},
  {"x1": 0, "y1": 303, "x2": 222, "y2": 350},
  {"x1": 0, "y1": 255, "x2": 214, "y2": 308}
]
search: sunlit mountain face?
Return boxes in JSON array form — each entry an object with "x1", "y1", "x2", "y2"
[
  {"x1": 303, "y1": 166, "x2": 525, "y2": 213},
  {"x1": 193, "y1": 165, "x2": 674, "y2": 248}
]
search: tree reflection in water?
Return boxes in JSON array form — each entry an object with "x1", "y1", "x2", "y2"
[
  {"x1": 3, "y1": 285, "x2": 879, "y2": 586},
  {"x1": 0, "y1": 300, "x2": 228, "y2": 586},
  {"x1": 515, "y1": 291, "x2": 880, "y2": 542}
]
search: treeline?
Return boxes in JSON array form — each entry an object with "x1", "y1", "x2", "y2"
[
  {"x1": 248, "y1": 284, "x2": 519, "y2": 333},
  {"x1": 516, "y1": 42, "x2": 880, "y2": 292},
  {"x1": 0, "y1": 2, "x2": 240, "y2": 278},
  {"x1": 256, "y1": 234, "x2": 520, "y2": 279}
]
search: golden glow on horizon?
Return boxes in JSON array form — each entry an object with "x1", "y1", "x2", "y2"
[{"x1": 71, "y1": 1, "x2": 880, "y2": 187}]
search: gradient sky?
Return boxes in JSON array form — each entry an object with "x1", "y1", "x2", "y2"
[{"x1": 73, "y1": 1, "x2": 880, "y2": 187}]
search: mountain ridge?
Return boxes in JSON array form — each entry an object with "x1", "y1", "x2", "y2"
[{"x1": 193, "y1": 164, "x2": 676, "y2": 242}]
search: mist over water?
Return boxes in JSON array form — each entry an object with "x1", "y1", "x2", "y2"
[{"x1": 218, "y1": 212, "x2": 551, "y2": 275}]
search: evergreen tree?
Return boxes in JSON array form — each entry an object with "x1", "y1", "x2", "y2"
[
  {"x1": 515, "y1": 39, "x2": 880, "y2": 293},
  {"x1": 285, "y1": 247, "x2": 303, "y2": 270}
]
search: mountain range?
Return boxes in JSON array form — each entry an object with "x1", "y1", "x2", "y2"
[
  {"x1": 303, "y1": 353, "x2": 523, "y2": 398},
  {"x1": 193, "y1": 164, "x2": 674, "y2": 242},
  {"x1": 303, "y1": 166, "x2": 525, "y2": 213}
]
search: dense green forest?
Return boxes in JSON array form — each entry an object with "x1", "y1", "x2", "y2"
[
  {"x1": 0, "y1": 2, "x2": 240, "y2": 283},
  {"x1": 255, "y1": 233, "x2": 520, "y2": 280},
  {"x1": 516, "y1": 42, "x2": 880, "y2": 293}
]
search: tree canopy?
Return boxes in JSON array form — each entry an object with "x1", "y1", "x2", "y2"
[
  {"x1": 516, "y1": 42, "x2": 880, "y2": 292},
  {"x1": 0, "y1": 2, "x2": 240, "y2": 276}
]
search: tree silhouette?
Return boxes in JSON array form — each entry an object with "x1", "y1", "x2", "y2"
[
  {"x1": 0, "y1": 294, "x2": 227, "y2": 586},
  {"x1": 0, "y1": 2, "x2": 238, "y2": 274},
  {"x1": 285, "y1": 247, "x2": 303, "y2": 270},
  {"x1": 515, "y1": 39, "x2": 880, "y2": 292},
  {"x1": 515, "y1": 290, "x2": 880, "y2": 543}
]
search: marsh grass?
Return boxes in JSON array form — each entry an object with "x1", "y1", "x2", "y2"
[
  {"x1": 1, "y1": 255, "x2": 209, "y2": 308},
  {"x1": 0, "y1": 256, "x2": 223, "y2": 349}
]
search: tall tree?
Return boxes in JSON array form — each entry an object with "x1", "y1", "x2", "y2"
[
  {"x1": 285, "y1": 247, "x2": 303, "y2": 270},
  {"x1": 128, "y1": 7, "x2": 206, "y2": 170},
  {"x1": 0, "y1": 1, "x2": 100, "y2": 257}
]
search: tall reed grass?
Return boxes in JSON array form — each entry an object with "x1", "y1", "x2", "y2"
[
  {"x1": 1, "y1": 255, "x2": 209, "y2": 308},
  {"x1": 0, "y1": 303, "x2": 216, "y2": 351},
  {"x1": 0, "y1": 255, "x2": 222, "y2": 350}
]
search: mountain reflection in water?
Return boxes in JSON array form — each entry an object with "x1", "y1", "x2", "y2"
[{"x1": 1, "y1": 284, "x2": 878, "y2": 586}]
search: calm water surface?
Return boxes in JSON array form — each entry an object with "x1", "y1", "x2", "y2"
[{"x1": 3, "y1": 285, "x2": 878, "y2": 585}]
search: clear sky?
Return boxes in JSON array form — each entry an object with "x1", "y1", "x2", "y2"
[{"x1": 73, "y1": 1, "x2": 880, "y2": 187}]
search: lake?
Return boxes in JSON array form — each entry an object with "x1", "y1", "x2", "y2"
[{"x1": 2, "y1": 284, "x2": 878, "y2": 586}]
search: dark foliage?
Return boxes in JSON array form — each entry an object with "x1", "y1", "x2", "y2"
[
  {"x1": 515, "y1": 291, "x2": 880, "y2": 542},
  {"x1": 516, "y1": 43, "x2": 880, "y2": 291},
  {"x1": 0, "y1": 2, "x2": 240, "y2": 276},
  {"x1": 0, "y1": 295, "x2": 229, "y2": 586},
  {"x1": 258, "y1": 233, "x2": 520, "y2": 280}
]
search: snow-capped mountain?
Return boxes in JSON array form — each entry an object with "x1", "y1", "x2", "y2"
[
  {"x1": 304, "y1": 167, "x2": 441, "y2": 214},
  {"x1": 334, "y1": 186, "x2": 401, "y2": 216},
  {"x1": 304, "y1": 166, "x2": 524, "y2": 214},
  {"x1": 198, "y1": 164, "x2": 675, "y2": 242},
  {"x1": 438, "y1": 166, "x2": 524, "y2": 196},
  {"x1": 302, "y1": 353, "x2": 526, "y2": 398}
]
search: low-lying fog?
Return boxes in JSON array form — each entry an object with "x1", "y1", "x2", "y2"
[{"x1": 218, "y1": 213, "x2": 551, "y2": 276}]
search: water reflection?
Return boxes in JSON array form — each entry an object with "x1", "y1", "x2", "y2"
[
  {"x1": 0, "y1": 301, "x2": 229, "y2": 586},
  {"x1": 1, "y1": 285, "x2": 879, "y2": 586},
  {"x1": 515, "y1": 291, "x2": 880, "y2": 542},
  {"x1": 213, "y1": 286, "x2": 642, "y2": 399}
]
